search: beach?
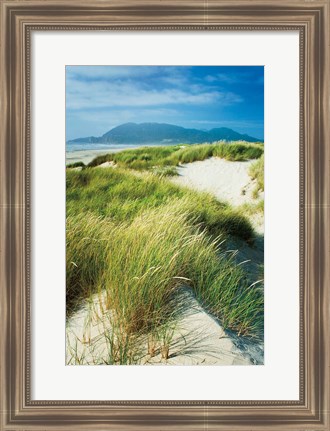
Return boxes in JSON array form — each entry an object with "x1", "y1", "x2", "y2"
[{"x1": 66, "y1": 148, "x2": 116, "y2": 165}]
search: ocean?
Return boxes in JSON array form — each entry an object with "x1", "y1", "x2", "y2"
[{"x1": 66, "y1": 142, "x2": 143, "y2": 152}]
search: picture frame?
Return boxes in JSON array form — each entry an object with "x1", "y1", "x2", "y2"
[{"x1": 0, "y1": 0, "x2": 329, "y2": 429}]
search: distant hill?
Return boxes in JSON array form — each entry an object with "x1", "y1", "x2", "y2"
[{"x1": 68, "y1": 122, "x2": 262, "y2": 145}]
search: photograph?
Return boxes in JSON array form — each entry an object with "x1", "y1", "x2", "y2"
[{"x1": 65, "y1": 65, "x2": 265, "y2": 366}]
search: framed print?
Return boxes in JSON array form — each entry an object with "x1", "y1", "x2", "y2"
[
  {"x1": 65, "y1": 64, "x2": 266, "y2": 368},
  {"x1": 0, "y1": 0, "x2": 329, "y2": 430}
]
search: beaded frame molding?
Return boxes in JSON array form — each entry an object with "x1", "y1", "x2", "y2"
[{"x1": 0, "y1": 1, "x2": 329, "y2": 430}]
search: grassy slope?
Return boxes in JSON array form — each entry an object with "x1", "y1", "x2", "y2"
[
  {"x1": 86, "y1": 141, "x2": 264, "y2": 172},
  {"x1": 249, "y1": 155, "x2": 264, "y2": 198},
  {"x1": 67, "y1": 167, "x2": 263, "y2": 339},
  {"x1": 67, "y1": 206, "x2": 263, "y2": 339},
  {"x1": 67, "y1": 168, "x2": 254, "y2": 240}
]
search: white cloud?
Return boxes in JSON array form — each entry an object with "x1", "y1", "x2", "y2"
[
  {"x1": 205, "y1": 71, "x2": 264, "y2": 85},
  {"x1": 66, "y1": 66, "x2": 159, "y2": 80},
  {"x1": 191, "y1": 119, "x2": 263, "y2": 127},
  {"x1": 66, "y1": 78, "x2": 242, "y2": 110},
  {"x1": 66, "y1": 66, "x2": 243, "y2": 111},
  {"x1": 205, "y1": 75, "x2": 217, "y2": 83},
  {"x1": 66, "y1": 66, "x2": 192, "y2": 83}
]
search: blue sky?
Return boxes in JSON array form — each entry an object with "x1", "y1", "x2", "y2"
[{"x1": 66, "y1": 66, "x2": 264, "y2": 141}]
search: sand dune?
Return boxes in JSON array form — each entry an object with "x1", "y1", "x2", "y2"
[
  {"x1": 67, "y1": 288, "x2": 263, "y2": 366},
  {"x1": 66, "y1": 156, "x2": 264, "y2": 365}
]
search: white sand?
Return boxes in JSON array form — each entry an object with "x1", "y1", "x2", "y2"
[
  {"x1": 99, "y1": 161, "x2": 116, "y2": 168},
  {"x1": 66, "y1": 289, "x2": 263, "y2": 366},
  {"x1": 172, "y1": 157, "x2": 264, "y2": 207},
  {"x1": 172, "y1": 157, "x2": 264, "y2": 235}
]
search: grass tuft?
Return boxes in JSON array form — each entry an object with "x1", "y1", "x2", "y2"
[
  {"x1": 66, "y1": 161, "x2": 86, "y2": 169},
  {"x1": 249, "y1": 155, "x2": 264, "y2": 198}
]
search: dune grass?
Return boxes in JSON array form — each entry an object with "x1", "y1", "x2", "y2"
[
  {"x1": 66, "y1": 156, "x2": 264, "y2": 358},
  {"x1": 67, "y1": 168, "x2": 254, "y2": 241},
  {"x1": 67, "y1": 204, "x2": 263, "y2": 339},
  {"x1": 249, "y1": 155, "x2": 264, "y2": 198},
  {"x1": 66, "y1": 161, "x2": 86, "y2": 169},
  {"x1": 151, "y1": 165, "x2": 178, "y2": 177},
  {"x1": 87, "y1": 145, "x2": 179, "y2": 169},
  {"x1": 87, "y1": 141, "x2": 264, "y2": 172},
  {"x1": 238, "y1": 200, "x2": 264, "y2": 217}
]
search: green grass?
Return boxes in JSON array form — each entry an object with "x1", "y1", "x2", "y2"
[
  {"x1": 249, "y1": 155, "x2": 264, "y2": 198},
  {"x1": 237, "y1": 200, "x2": 264, "y2": 217},
  {"x1": 66, "y1": 161, "x2": 86, "y2": 169},
  {"x1": 151, "y1": 165, "x2": 179, "y2": 177},
  {"x1": 67, "y1": 203, "x2": 263, "y2": 338},
  {"x1": 88, "y1": 141, "x2": 264, "y2": 172},
  {"x1": 66, "y1": 168, "x2": 254, "y2": 241},
  {"x1": 88, "y1": 145, "x2": 179, "y2": 169},
  {"x1": 66, "y1": 153, "x2": 264, "y2": 351}
]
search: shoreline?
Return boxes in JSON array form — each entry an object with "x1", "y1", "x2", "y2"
[{"x1": 66, "y1": 148, "x2": 118, "y2": 165}]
